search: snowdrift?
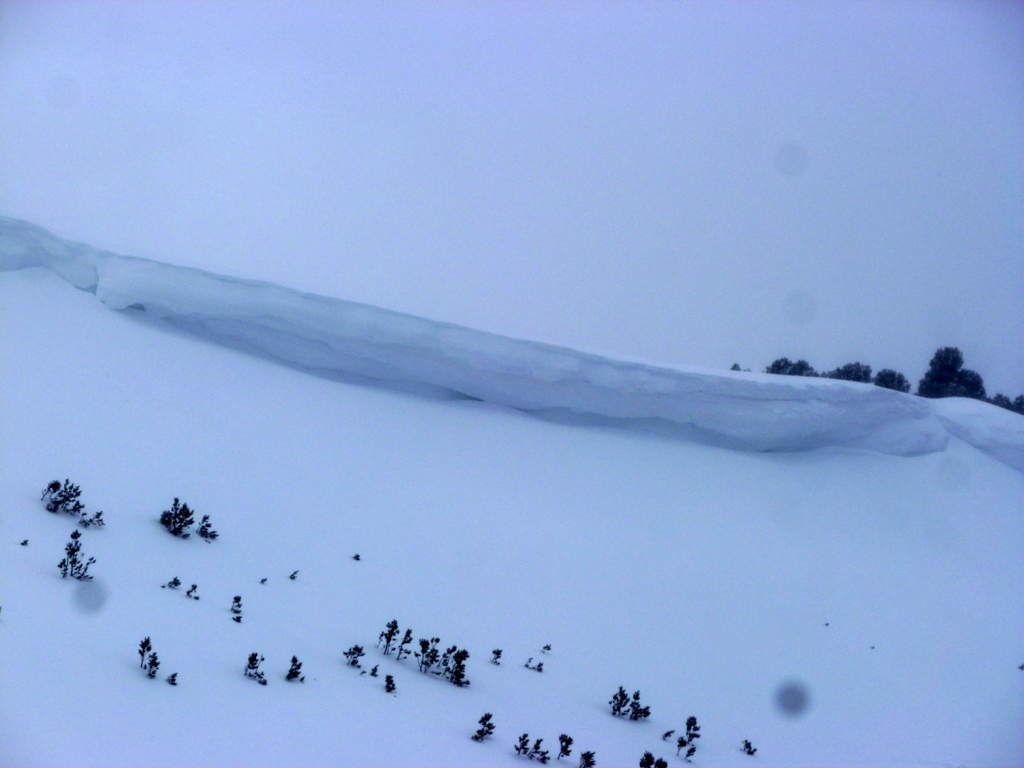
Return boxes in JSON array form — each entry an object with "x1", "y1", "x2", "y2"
[{"x1": 3, "y1": 215, "x2": 1021, "y2": 470}]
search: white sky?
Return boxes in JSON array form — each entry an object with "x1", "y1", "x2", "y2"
[{"x1": 1, "y1": 0, "x2": 1022, "y2": 394}]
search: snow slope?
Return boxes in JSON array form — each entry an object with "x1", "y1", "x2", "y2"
[
  {"x1": 1, "y1": 266, "x2": 1023, "y2": 766},
  {"x1": 6, "y1": 215, "x2": 1022, "y2": 473}
]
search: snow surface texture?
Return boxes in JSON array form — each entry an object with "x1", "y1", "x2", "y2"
[
  {"x1": 2, "y1": 267, "x2": 1023, "y2": 768},
  {"x1": 2, "y1": 215, "x2": 1022, "y2": 472}
]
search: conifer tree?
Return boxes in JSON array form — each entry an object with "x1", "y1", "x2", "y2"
[
  {"x1": 286, "y1": 656, "x2": 305, "y2": 682},
  {"x1": 378, "y1": 620, "x2": 400, "y2": 655},
  {"x1": 384, "y1": 674, "x2": 396, "y2": 693},
  {"x1": 516, "y1": 734, "x2": 531, "y2": 756},
  {"x1": 578, "y1": 752, "x2": 596, "y2": 768},
  {"x1": 42, "y1": 479, "x2": 84, "y2": 515},
  {"x1": 343, "y1": 645, "x2": 365, "y2": 667},
  {"x1": 528, "y1": 738, "x2": 550, "y2": 763},
  {"x1": 558, "y1": 734, "x2": 573, "y2": 759},
  {"x1": 628, "y1": 690, "x2": 650, "y2": 721},
  {"x1": 471, "y1": 713, "x2": 495, "y2": 742},
  {"x1": 609, "y1": 686, "x2": 630, "y2": 717},
  {"x1": 195, "y1": 514, "x2": 218, "y2": 541},
  {"x1": 415, "y1": 637, "x2": 440, "y2": 674},
  {"x1": 676, "y1": 716, "x2": 700, "y2": 761},
  {"x1": 396, "y1": 629, "x2": 414, "y2": 661},
  {"x1": 160, "y1": 498, "x2": 195, "y2": 537},
  {"x1": 245, "y1": 653, "x2": 267, "y2": 684},
  {"x1": 145, "y1": 652, "x2": 160, "y2": 679},
  {"x1": 58, "y1": 529, "x2": 95, "y2": 580},
  {"x1": 139, "y1": 637, "x2": 152, "y2": 668}
]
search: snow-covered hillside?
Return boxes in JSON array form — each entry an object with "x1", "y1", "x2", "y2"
[
  {"x1": 1, "y1": 227, "x2": 1023, "y2": 767},
  {"x1": 3, "y1": 216, "x2": 1022, "y2": 472}
]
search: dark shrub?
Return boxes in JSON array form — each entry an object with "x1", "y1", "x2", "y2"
[
  {"x1": 873, "y1": 369, "x2": 911, "y2": 393},
  {"x1": 918, "y1": 347, "x2": 986, "y2": 399}
]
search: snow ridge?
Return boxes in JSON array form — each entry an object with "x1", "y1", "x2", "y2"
[{"x1": 3, "y1": 215, "x2": 1021, "y2": 470}]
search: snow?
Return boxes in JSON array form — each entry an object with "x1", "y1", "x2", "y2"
[
  {"x1": 2, "y1": 262, "x2": 1024, "y2": 765},
  {"x1": 6, "y1": 215, "x2": 1022, "y2": 473},
  {"x1": 1, "y1": 226, "x2": 1023, "y2": 768}
]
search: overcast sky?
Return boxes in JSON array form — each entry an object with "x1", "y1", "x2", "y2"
[{"x1": 1, "y1": 0, "x2": 1021, "y2": 394}]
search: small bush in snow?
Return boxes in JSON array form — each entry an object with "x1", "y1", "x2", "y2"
[
  {"x1": 58, "y1": 529, "x2": 95, "y2": 580},
  {"x1": 578, "y1": 751, "x2": 596, "y2": 768},
  {"x1": 524, "y1": 657, "x2": 544, "y2": 672},
  {"x1": 139, "y1": 637, "x2": 152, "y2": 668},
  {"x1": 742, "y1": 740, "x2": 757, "y2": 756},
  {"x1": 166, "y1": 673, "x2": 178, "y2": 686},
  {"x1": 557, "y1": 734, "x2": 573, "y2": 759},
  {"x1": 413, "y1": 637, "x2": 470, "y2": 685},
  {"x1": 628, "y1": 691, "x2": 650, "y2": 721},
  {"x1": 289, "y1": 570, "x2": 298, "y2": 580},
  {"x1": 343, "y1": 645, "x2": 365, "y2": 667},
  {"x1": 416, "y1": 637, "x2": 440, "y2": 673},
  {"x1": 42, "y1": 479, "x2": 83, "y2": 515},
  {"x1": 638, "y1": 753, "x2": 667, "y2": 768},
  {"x1": 245, "y1": 653, "x2": 267, "y2": 685},
  {"x1": 138, "y1": 637, "x2": 160, "y2": 679},
  {"x1": 491, "y1": 649, "x2": 502, "y2": 665},
  {"x1": 185, "y1": 584, "x2": 199, "y2": 600},
  {"x1": 231, "y1": 596, "x2": 242, "y2": 616},
  {"x1": 378, "y1": 620, "x2": 400, "y2": 655},
  {"x1": 676, "y1": 717, "x2": 701, "y2": 761},
  {"x1": 78, "y1": 510, "x2": 105, "y2": 528},
  {"x1": 370, "y1": 665, "x2": 379, "y2": 677},
  {"x1": 662, "y1": 730, "x2": 675, "y2": 741},
  {"x1": 471, "y1": 712, "x2": 495, "y2": 742},
  {"x1": 542, "y1": 644, "x2": 551, "y2": 653},
  {"x1": 515, "y1": 734, "x2": 550, "y2": 763},
  {"x1": 161, "y1": 576, "x2": 181, "y2": 589},
  {"x1": 286, "y1": 656, "x2": 305, "y2": 682},
  {"x1": 384, "y1": 674, "x2": 395, "y2": 693},
  {"x1": 195, "y1": 514, "x2": 218, "y2": 541},
  {"x1": 160, "y1": 498, "x2": 195, "y2": 537},
  {"x1": 396, "y1": 629, "x2": 414, "y2": 661},
  {"x1": 610, "y1": 687, "x2": 630, "y2": 717}
]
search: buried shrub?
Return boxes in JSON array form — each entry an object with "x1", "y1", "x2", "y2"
[
  {"x1": 471, "y1": 713, "x2": 495, "y2": 742},
  {"x1": 343, "y1": 645, "x2": 365, "y2": 668},
  {"x1": 286, "y1": 656, "x2": 305, "y2": 682},
  {"x1": 515, "y1": 734, "x2": 550, "y2": 763},
  {"x1": 245, "y1": 653, "x2": 267, "y2": 685},
  {"x1": 558, "y1": 734, "x2": 573, "y2": 760},
  {"x1": 58, "y1": 530, "x2": 95, "y2": 580},
  {"x1": 160, "y1": 498, "x2": 195, "y2": 537},
  {"x1": 676, "y1": 717, "x2": 701, "y2": 762},
  {"x1": 42, "y1": 479, "x2": 83, "y2": 515}
]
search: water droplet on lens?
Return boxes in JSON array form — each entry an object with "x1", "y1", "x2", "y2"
[{"x1": 775, "y1": 680, "x2": 810, "y2": 717}]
